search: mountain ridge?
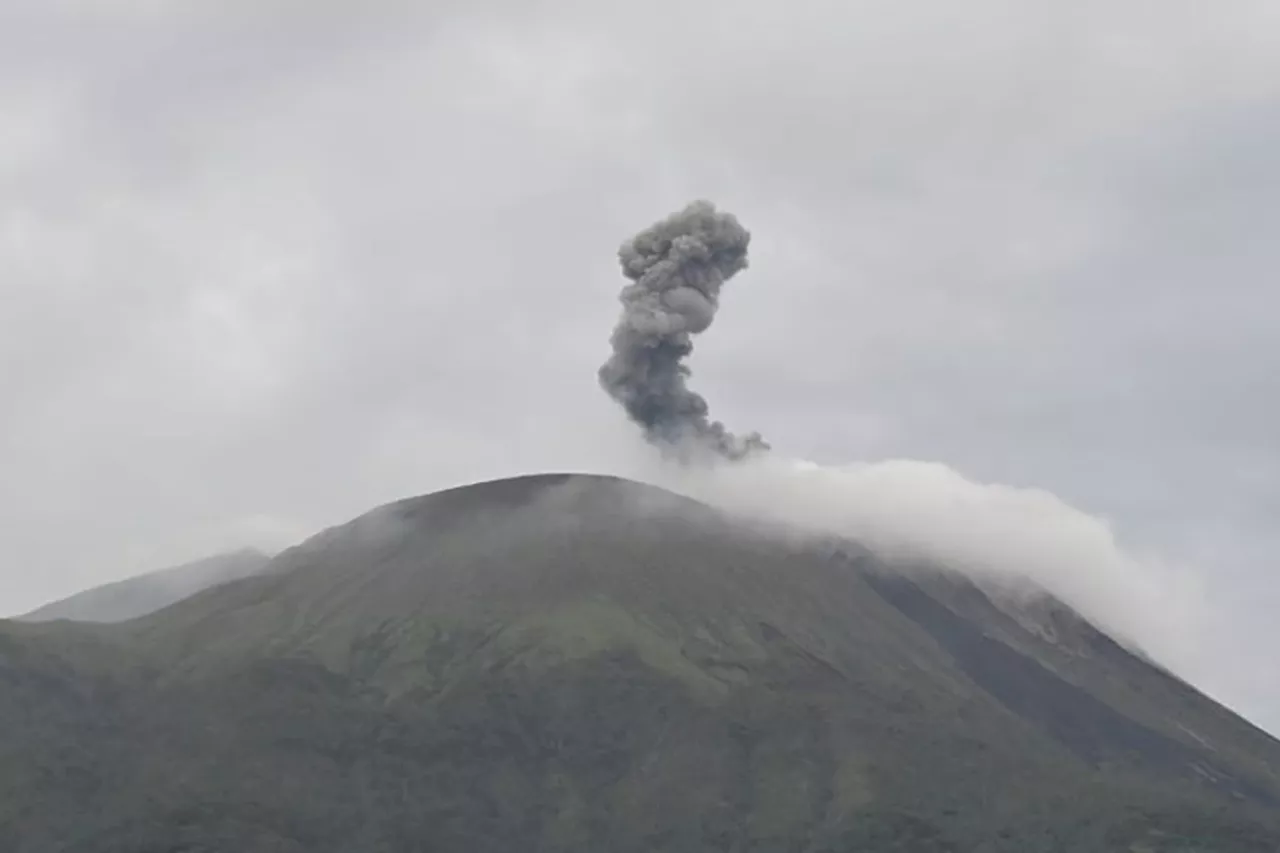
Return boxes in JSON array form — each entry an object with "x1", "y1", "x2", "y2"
[{"x1": 19, "y1": 547, "x2": 272, "y2": 624}]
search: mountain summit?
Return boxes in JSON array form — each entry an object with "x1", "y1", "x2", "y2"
[{"x1": 2, "y1": 473, "x2": 1277, "y2": 852}]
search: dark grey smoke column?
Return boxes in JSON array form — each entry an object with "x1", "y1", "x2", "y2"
[{"x1": 599, "y1": 200, "x2": 768, "y2": 460}]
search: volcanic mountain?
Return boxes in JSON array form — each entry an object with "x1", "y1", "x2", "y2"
[{"x1": 1, "y1": 473, "x2": 1277, "y2": 852}]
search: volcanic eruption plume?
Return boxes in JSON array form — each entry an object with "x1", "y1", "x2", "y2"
[
  {"x1": 599, "y1": 201, "x2": 768, "y2": 461},
  {"x1": 595, "y1": 207, "x2": 1205, "y2": 694}
]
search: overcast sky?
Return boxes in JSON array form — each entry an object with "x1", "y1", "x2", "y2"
[{"x1": 2, "y1": 2, "x2": 1277, "y2": 731}]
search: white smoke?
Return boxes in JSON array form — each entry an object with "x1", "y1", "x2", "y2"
[{"x1": 651, "y1": 452, "x2": 1208, "y2": 677}]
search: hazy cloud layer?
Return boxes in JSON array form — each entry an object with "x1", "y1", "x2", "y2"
[
  {"x1": 659, "y1": 456, "x2": 1209, "y2": 684},
  {"x1": 1, "y1": 1, "x2": 1277, "y2": 730}
]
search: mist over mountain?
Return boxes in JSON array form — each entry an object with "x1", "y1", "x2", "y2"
[
  {"x1": 19, "y1": 548, "x2": 271, "y2": 624},
  {"x1": 2, "y1": 473, "x2": 1276, "y2": 852}
]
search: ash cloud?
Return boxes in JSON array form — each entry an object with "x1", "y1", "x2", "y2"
[
  {"x1": 599, "y1": 201, "x2": 768, "y2": 461},
  {"x1": 599, "y1": 200, "x2": 1212, "y2": 699}
]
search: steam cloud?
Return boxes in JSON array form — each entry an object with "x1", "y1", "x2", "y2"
[
  {"x1": 650, "y1": 455, "x2": 1209, "y2": 683},
  {"x1": 599, "y1": 201, "x2": 768, "y2": 460}
]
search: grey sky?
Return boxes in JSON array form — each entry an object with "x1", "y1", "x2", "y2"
[{"x1": 2, "y1": 2, "x2": 1277, "y2": 731}]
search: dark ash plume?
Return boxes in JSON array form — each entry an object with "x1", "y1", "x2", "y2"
[{"x1": 599, "y1": 200, "x2": 768, "y2": 461}]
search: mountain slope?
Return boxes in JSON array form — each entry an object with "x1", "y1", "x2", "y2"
[
  {"x1": 1, "y1": 473, "x2": 1277, "y2": 852},
  {"x1": 19, "y1": 548, "x2": 271, "y2": 623}
]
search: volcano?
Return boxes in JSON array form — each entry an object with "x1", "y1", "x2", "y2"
[{"x1": 1, "y1": 473, "x2": 1277, "y2": 852}]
